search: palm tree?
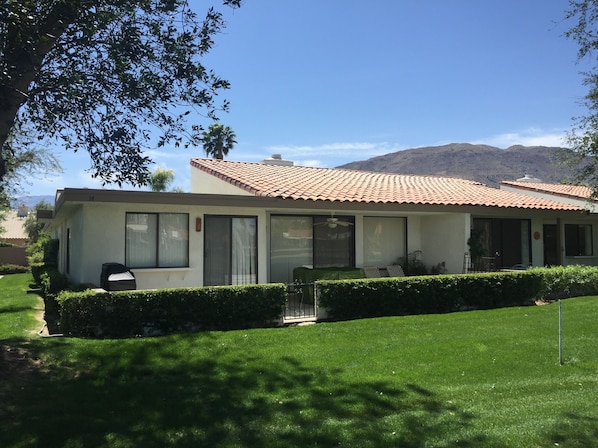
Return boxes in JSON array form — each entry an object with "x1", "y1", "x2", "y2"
[
  {"x1": 148, "y1": 168, "x2": 175, "y2": 192},
  {"x1": 202, "y1": 123, "x2": 237, "y2": 160}
]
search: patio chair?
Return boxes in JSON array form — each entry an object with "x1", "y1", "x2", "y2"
[
  {"x1": 386, "y1": 264, "x2": 405, "y2": 277},
  {"x1": 363, "y1": 266, "x2": 382, "y2": 278}
]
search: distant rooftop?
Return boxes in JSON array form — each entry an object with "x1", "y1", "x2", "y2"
[
  {"x1": 501, "y1": 181, "x2": 593, "y2": 202},
  {"x1": 2, "y1": 210, "x2": 28, "y2": 243}
]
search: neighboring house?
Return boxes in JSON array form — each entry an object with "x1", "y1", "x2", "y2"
[
  {"x1": 0, "y1": 209, "x2": 30, "y2": 265},
  {"x1": 42, "y1": 158, "x2": 593, "y2": 291},
  {"x1": 501, "y1": 180, "x2": 598, "y2": 266}
]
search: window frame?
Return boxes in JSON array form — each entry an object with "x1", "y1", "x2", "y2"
[
  {"x1": 565, "y1": 223, "x2": 593, "y2": 257},
  {"x1": 363, "y1": 216, "x2": 407, "y2": 268},
  {"x1": 269, "y1": 214, "x2": 357, "y2": 282},
  {"x1": 125, "y1": 212, "x2": 189, "y2": 268},
  {"x1": 203, "y1": 214, "x2": 258, "y2": 286}
]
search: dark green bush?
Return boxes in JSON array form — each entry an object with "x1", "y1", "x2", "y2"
[
  {"x1": 0, "y1": 264, "x2": 29, "y2": 274},
  {"x1": 318, "y1": 271, "x2": 544, "y2": 321},
  {"x1": 39, "y1": 267, "x2": 70, "y2": 297},
  {"x1": 27, "y1": 233, "x2": 59, "y2": 285},
  {"x1": 58, "y1": 283, "x2": 288, "y2": 338}
]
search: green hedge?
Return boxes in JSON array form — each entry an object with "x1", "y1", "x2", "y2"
[
  {"x1": 58, "y1": 284, "x2": 288, "y2": 338},
  {"x1": 531, "y1": 265, "x2": 598, "y2": 301},
  {"x1": 27, "y1": 233, "x2": 60, "y2": 285},
  {"x1": 39, "y1": 267, "x2": 70, "y2": 297},
  {"x1": 0, "y1": 264, "x2": 29, "y2": 275},
  {"x1": 318, "y1": 271, "x2": 545, "y2": 321}
]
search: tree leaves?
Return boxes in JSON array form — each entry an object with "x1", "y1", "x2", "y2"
[
  {"x1": 0, "y1": 0, "x2": 240, "y2": 190},
  {"x1": 563, "y1": 1, "x2": 598, "y2": 195}
]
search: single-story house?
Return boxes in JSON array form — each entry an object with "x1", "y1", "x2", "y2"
[
  {"x1": 41, "y1": 157, "x2": 597, "y2": 291},
  {"x1": 500, "y1": 180, "x2": 598, "y2": 266}
]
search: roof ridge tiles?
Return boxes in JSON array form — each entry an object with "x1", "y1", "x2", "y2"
[{"x1": 189, "y1": 158, "x2": 582, "y2": 211}]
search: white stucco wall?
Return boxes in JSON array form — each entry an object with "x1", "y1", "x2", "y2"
[
  {"x1": 500, "y1": 185, "x2": 597, "y2": 213},
  {"x1": 54, "y1": 206, "x2": 85, "y2": 283},
  {"x1": 57, "y1": 201, "x2": 267, "y2": 289},
  {"x1": 191, "y1": 167, "x2": 254, "y2": 195}
]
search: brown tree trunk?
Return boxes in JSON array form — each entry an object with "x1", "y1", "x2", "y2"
[{"x1": 0, "y1": 2, "x2": 82, "y2": 181}]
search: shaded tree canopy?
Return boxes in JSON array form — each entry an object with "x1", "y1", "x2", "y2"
[
  {"x1": 202, "y1": 122, "x2": 236, "y2": 159},
  {"x1": 0, "y1": 0, "x2": 241, "y2": 192},
  {"x1": 564, "y1": 0, "x2": 598, "y2": 195}
]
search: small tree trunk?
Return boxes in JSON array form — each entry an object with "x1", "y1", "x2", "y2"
[{"x1": 0, "y1": 2, "x2": 80, "y2": 182}]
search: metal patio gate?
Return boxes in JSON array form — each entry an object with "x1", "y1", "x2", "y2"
[{"x1": 284, "y1": 281, "x2": 316, "y2": 321}]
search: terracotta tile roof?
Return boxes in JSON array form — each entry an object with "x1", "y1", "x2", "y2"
[
  {"x1": 1, "y1": 210, "x2": 28, "y2": 241},
  {"x1": 191, "y1": 159, "x2": 581, "y2": 211},
  {"x1": 501, "y1": 181, "x2": 593, "y2": 201}
]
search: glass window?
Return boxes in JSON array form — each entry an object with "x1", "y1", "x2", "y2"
[
  {"x1": 363, "y1": 217, "x2": 406, "y2": 267},
  {"x1": 204, "y1": 216, "x2": 257, "y2": 286},
  {"x1": 270, "y1": 216, "x2": 313, "y2": 283},
  {"x1": 126, "y1": 213, "x2": 189, "y2": 268},
  {"x1": 313, "y1": 216, "x2": 355, "y2": 268},
  {"x1": 269, "y1": 214, "x2": 357, "y2": 282},
  {"x1": 565, "y1": 224, "x2": 593, "y2": 256}
]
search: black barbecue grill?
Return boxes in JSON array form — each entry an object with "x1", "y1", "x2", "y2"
[{"x1": 100, "y1": 263, "x2": 136, "y2": 291}]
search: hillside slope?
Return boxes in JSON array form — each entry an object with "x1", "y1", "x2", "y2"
[{"x1": 338, "y1": 143, "x2": 575, "y2": 187}]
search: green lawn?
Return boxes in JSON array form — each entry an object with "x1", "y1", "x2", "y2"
[{"x1": 1, "y1": 273, "x2": 597, "y2": 447}]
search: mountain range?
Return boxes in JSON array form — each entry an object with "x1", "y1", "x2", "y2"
[
  {"x1": 10, "y1": 144, "x2": 580, "y2": 209},
  {"x1": 337, "y1": 143, "x2": 577, "y2": 188},
  {"x1": 11, "y1": 195, "x2": 54, "y2": 210}
]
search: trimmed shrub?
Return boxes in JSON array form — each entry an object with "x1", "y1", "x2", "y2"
[
  {"x1": 58, "y1": 283, "x2": 288, "y2": 338},
  {"x1": 318, "y1": 271, "x2": 544, "y2": 321},
  {"x1": 531, "y1": 265, "x2": 598, "y2": 301},
  {"x1": 39, "y1": 267, "x2": 70, "y2": 297},
  {"x1": 27, "y1": 233, "x2": 59, "y2": 285},
  {"x1": 0, "y1": 264, "x2": 29, "y2": 274}
]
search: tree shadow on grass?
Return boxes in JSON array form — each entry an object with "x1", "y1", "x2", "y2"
[
  {"x1": 0, "y1": 335, "x2": 498, "y2": 448},
  {"x1": 542, "y1": 412, "x2": 598, "y2": 447}
]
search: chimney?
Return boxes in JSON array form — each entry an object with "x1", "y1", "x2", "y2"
[
  {"x1": 17, "y1": 204, "x2": 29, "y2": 218},
  {"x1": 260, "y1": 154, "x2": 294, "y2": 166},
  {"x1": 516, "y1": 174, "x2": 542, "y2": 183}
]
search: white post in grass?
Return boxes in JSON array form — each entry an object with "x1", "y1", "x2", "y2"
[{"x1": 559, "y1": 300, "x2": 563, "y2": 366}]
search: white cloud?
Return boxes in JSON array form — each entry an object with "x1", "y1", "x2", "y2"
[
  {"x1": 298, "y1": 159, "x2": 325, "y2": 167},
  {"x1": 145, "y1": 148, "x2": 199, "y2": 162},
  {"x1": 75, "y1": 170, "x2": 106, "y2": 189},
  {"x1": 473, "y1": 128, "x2": 567, "y2": 148},
  {"x1": 265, "y1": 141, "x2": 407, "y2": 167}
]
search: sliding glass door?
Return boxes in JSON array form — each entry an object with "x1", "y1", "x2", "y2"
[
  {"x1": 204, "y1": 216, "x2": 257, "y2": 286},
  {"x1": 270, "y1": 215, "x2": 355, "y2": 283}
]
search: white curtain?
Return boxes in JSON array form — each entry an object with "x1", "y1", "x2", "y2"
[
  {"x1": 126, "y1": 213, "x2": 157, "y2": 268},
  {"x1": 159, "y1": 214, "x2": 189, "y2": 267},
  {"x1": 363, "y1": 217, "x2": 406, "y2": 267},
  {"x1": 205, "y1": 216, "x2": 257, "y2": 286},
  {"x1": 231, "y1": 218, "x2": 257, "y2": 285},
  {"x1": 126, "y1": 213, "x2": 188, "y2": 268}
]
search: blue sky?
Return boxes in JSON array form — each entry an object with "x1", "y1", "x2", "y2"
[{"x1": 26, "y1": 0, "x2": 592, "y2": 195}]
